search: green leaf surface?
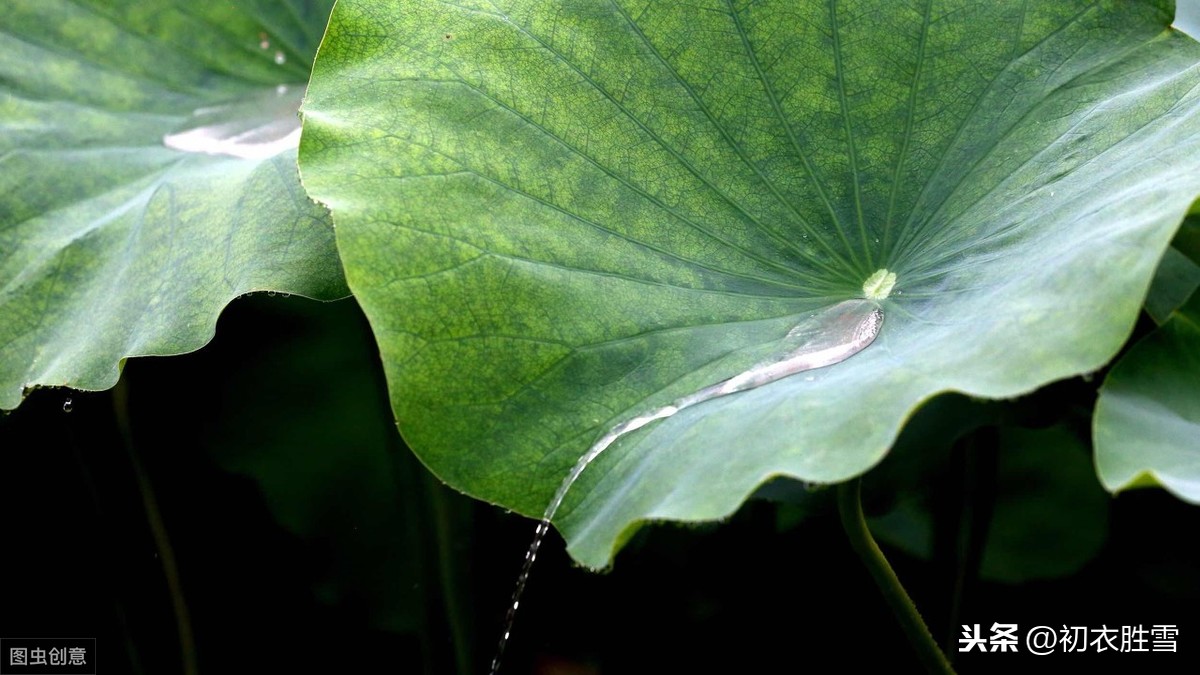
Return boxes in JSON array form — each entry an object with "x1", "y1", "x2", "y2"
[
  {"x1": 1095, "y1": 291, "x2": 1200, "y2": 502},
  {"x1": 301, "y1": 0, "x2": 1200, "y2": 568},
  {"x1": 0, "y1": 0, "x2": 347, "y2": 410}
]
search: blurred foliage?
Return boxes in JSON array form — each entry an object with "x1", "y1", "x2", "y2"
[{"x1": 2, "y1": 296, "x2": 1199, "y2": 673}]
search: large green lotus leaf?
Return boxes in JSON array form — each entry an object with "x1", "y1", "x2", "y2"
[
  {"x1": 301, "y1": 0, "x2": 1200, "y2": 568},
  {"x1": 1095, "y1": 291, "x2": 1200, "y2": 501},
  {"x1": 0, "y1": 0, "x2": 347, "y2": 410}
]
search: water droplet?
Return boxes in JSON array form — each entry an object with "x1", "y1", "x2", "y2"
[
  {"x1": 274, "y1": 50, "x2": 286, "y2": 65},
  {"x1": 267, "y1": 291, "x2": 277, "y2": 297},
  {"x1": 260, "y1": 38, "x2": 270, "y2": 50},
  {"x1": 163, "y1": 86, "x2": 305, "y2": 160},
  {"x1": 276, "y1": 84, "x2": 289, "y2": 96},
  {"x1": 62, "y1": 398, "x2": 73, "y2": 413}
]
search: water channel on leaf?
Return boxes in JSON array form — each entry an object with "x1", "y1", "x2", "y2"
[
  {"x1": 162, "y1": 85, "x2": 305, "y2": 160},
  {"x1": 490, "y1": 282, "x2": 891, "y2": 674}
]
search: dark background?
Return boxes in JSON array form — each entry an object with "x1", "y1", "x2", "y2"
[{"x1": 2, "y1": 295, "x2": 1196, "y2": 674}]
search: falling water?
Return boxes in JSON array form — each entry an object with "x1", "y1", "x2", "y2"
[{"x1": 488, "y1": 296, "x2": 887, "y2": 674}]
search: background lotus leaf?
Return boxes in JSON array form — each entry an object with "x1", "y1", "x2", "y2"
[
  {"x1": 1096, "y1": 291, "x2": 1200, "y2": 502},
  {"x1": 0, "y1": 0, "x2": 347, "y2": 410}
]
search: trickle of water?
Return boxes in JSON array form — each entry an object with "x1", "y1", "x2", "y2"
[
  {"x1": 162, "y1": 86, "x2": 305, "y2": 160},
  {"x1": 488, "y1": 297, "x2": 886, "y2": 675},
  {"x1": 62, "y1": 397, "x2": 73, "y2": 413},
  {"x1": 274, "y1": 50, "x2": 287, "y2": 65}
]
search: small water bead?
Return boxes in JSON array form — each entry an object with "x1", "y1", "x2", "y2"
[
  {"x1": 274, "y1": 50, "x2": 286, "y2": 65},
  {"x1": 62, "y1": 398, "x2": 73, "y2": 413}
]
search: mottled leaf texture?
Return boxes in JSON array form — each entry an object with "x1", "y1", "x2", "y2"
[
  {"x1": 0, "y1": 0, "x2": 346, "y2": 409},
  {"x1": 1096, "y1": 291, "x2": 1200, "y2": 502},
  {"x1": 301, "y1": 0, "x2": 1200, "y2": 567}
]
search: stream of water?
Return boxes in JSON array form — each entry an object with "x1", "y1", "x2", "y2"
[{"x1": 488, "y1": 297, "x2": 885, "y2": 674}]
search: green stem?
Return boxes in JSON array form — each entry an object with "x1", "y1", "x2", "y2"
[
  {"x1": 425, "y1": 472, "x2": 472, "y2": 675},
  {"x1": 113, "y1": 380, "x2": 199, "y2": 675},
  {"x1": 838, "y1": 478, "x2": 955, "y2": 675},
  {"x1": 64, "y1": 416, "x2": 145, "y2": 675},
  {"x1": 944, "y1": 427, "x2": 998, "y2": 658}
]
